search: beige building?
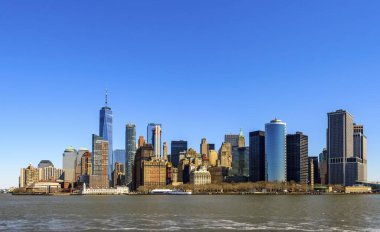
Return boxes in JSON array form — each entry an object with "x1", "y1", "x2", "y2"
[
  {"x1": 345, "y1": 186, "x2": 372, "y2": 194},
  {"x1": 163, "y1": 141, "x2": 168, "y2": 161},
  {"x1": 19, "y1": 164, "x2": 40, "y2": 188},
  {"x1": 208, "y1": 150, "x2": 218, "y2": 167},
  {"x1": 200, "y1": 138, "x2": 208, "y2": 157},
  {"x1": 219, "y1": 143, "x2": 232, "y2": 168},
  {"x1": 190, "y1": 167, "x2": 211, "y2": 185}
]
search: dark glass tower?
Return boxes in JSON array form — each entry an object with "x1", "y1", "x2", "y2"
[
  {"x1": 286, "y1": 132, "x2": 309, "y2": 184},
  {"x1": 171, "y1": 140, "x2": 188, "y2": 167},
  {"x1": 249, "y1": 131, "x2": 266, "y2": 182},
  {"x1": 99, "y1": 91, "x2": 113, "y2": 182},
  {"x1": 125, "y1": 123, "x2": 136, "y2": 186}
]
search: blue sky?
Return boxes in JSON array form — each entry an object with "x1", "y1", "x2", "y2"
[{"x1": 1, "y1": 1, "x2": 380, "y2": 188}]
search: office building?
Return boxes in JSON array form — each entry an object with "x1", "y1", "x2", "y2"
[
  {"x1": 319, "y1": 149, "x2": 328, "y2": 185},
  {"x1": 265, "y1": 119, "x2": 287, "y2": 182},
  {"x1": 207, "y1": 144, "x2": 215, "y2": 151},
  {"x1": 249, "y1": 131, "x2": 266, "y2": 182},
  {"x1": 225, "y1": 134, "x2": 239, "y2": 147},
  {"x1": 327, "y1": 110, "x2": 363, "y2": 186},
  {"x1": 138, "y1": 136, "x2": 145, "y2": 148},
  {"x1": 208, "y1": 150, "x2": 218, "y2": 167},
  {"x1": 163, "y1": 141, "x2": 168, "y2": 161},
  {"x1": 125, "y1": 123, "x2": 136, "y2": 186},
  {"x1": 286, "y1": 132, "x2": 308, "y2": 184},
  {"x1": 114, "y1": 149, "x2": 126, "y2": 166},
  {"x1": 354, "y1": 124, "x2": 367, "y2": 181},
  {"x1": 99, "y1": 91, "x2": 113, "y2": 182},
  {"x1": 38, "y1": 160, "x2": 54, "y2": 169},
  {"x1": 171, "y1": 140, "x2": 188, "y2": 167},
  {"x1": 232, "y1": 147, "x2": 249, "y2": 177},
  {"x1": 200, "y1": 138, "x2": 208, "y2": 157},
  {"x1": 308, "y1": 156, "x2": 319, "y2": 185},
  {"x1": 219, "y1": 142, "x2": 232, "y2": 168},
  {"x1": 91, "y1": 134, "x2": 109, "y2": 188},
  {"x1": 19, "y1": 164, "x2": 40, "y2": 188},
  {"x1": 112, "y1": 162, "x2": 125, "y2": 187}
]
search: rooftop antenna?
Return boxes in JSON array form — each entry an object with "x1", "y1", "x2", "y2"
[{"x1": 105, "y1": 89, "x2": 108, "y2": 107}]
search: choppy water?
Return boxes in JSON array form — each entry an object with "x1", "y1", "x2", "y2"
[{"x1": 0, "y1": 194, "x2": 380, "y2": 231}]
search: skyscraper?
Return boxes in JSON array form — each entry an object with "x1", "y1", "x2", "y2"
[
  {"x1": 319, "y1": 148, "x2": 328, "y2": 185},
  {"x1": 225, "y1": 134, "x2": 239, "y2": 147},
  {"x1": 327, "y1": 109, "x2": 361, "y2": 186},
  {"x1": 125, "y1": 123, "x2": 136, "y2": 186},
  {"x1": 265, "y1": 119, "x2": 287, "y2": 182},
  {"x1": 238, "y1": 129, "x2": 245, "y2": 148},
  {"x1": 286, "y1": 132, "x2": 308, "y2": 184},
  {"x1": 114, "y1": 149, "x2": 126, "y2": 165},
  {"x1": 163, "y1": 141, "x2": 168, "y2": 161},
  {"x1": 91, "y1": 134, "x2": 109, "y2": 188},
  {"x1": 232, "y1": 147, "x2": 249, "y2": 177},
  {"x1": 99, "y1": 91, "x2": 113, "y2": 182},
  {"x1": 219, "y1": 142, "x2": 232, "y2": 168},
  {"x1": 138, "y1": 136, "x2": 145, "y2": 148},
  {"x1": 147, "y1": 123, "x2": 162, "y2": 159},
  {"x1": 308, "y1": 156, "x2": 319, "y2": 184},
  {"x1": 354, "y1": 124, "x2": 367, "y2": 181},
  {"x1": 200, "y1": 138, "x2": 208, "y2": 156},
  {"x1": 171, "y1": 140, "x2": 188, "y2": 167},
  {"x1": 249, "y1": 131, "x2": 266, "y2": 182}
]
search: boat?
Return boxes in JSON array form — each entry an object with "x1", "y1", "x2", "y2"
[{"x1": 150, "y1": 189, "x2": 192, "y2": 195}]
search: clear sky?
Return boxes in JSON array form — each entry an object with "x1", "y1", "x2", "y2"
[{"x1": 1, "y1": 1, "x2": 379, "y2": 188}]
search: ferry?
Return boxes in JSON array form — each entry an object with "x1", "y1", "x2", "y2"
[{"x1": 150, "y1": 189, "x2": 192, "y2": 195}]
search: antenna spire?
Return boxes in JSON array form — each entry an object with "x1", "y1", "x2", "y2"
[{"x1": 105, "y1": 89, "x2": 108, "y2": 107}]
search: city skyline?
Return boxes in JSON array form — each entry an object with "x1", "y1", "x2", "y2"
[{"x1": 2, "y1": 1, "x2": 380, "y2": 188}]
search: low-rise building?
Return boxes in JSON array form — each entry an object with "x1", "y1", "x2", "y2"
[
  {"x1": 345, "y1": 186, "x2": 372, "y2": 194},
  {"x1": 190, "y1": 167, "x2": 211, "y2": 185}
]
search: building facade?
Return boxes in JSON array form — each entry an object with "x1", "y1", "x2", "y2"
[
  {"x1": 232, "y1": 147, "x2": 249, "y2": 177},
  {"x1": 190, "y1": 167, "x2": 212, "y2": 185},
  {"x1": 354, "y1": 124, "x2": 367, "y2": 182},
  {"x1": 171, "y1": 140, "x2": 188, "y2": 167},
  {"x1": 125, "y1": 123, "x2": 136, "y2": 186},
  {"x1": 265, "y1": 119, "x2": 287, "y2": 182},
  {"x1": 99, "y1": 92, "x2": 113, "y2": 182},
  {"x1": 249, "y1": 131, "x2": 266, "y2": 182},
  {"x1": 91, "y1": 134, "x2": 109, "y2": 188},
  {"x1": 286, "y1": 132, "x2": 308, "y2": 184}
]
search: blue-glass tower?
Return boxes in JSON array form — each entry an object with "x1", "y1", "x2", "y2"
[
  {"x1": 265, "y1": 119, "x2": 287, "y2": 182},
  {"x1": 99, "y1": 91, "x2": 113, "y2": 182}
]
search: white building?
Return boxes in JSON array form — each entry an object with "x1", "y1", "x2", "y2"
[
  {"x1": 79, "y1": 183, "x2": 129, "y2": 195},
  {"x1": 190, "y1": 166, "x2": 212, "y2": 185}
]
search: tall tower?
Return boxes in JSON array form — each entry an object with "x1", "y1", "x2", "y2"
[
  {"x1": 238, "y1": 129, "x2": 245, "y2": 148},
  {"x1": 147, "y1": 123, "x2": 162, "y2": 159},
  {"x1": 249, "y1": 131, "x2": 266, "y2": 182},
  {"x1": 354, "y1": 124, "x2": 367, "y2": 182},
  {"x1": 265, "y1": 119, "x2": 287, "y2": 182},
  {"x1": 200, "y1": 138, "x2": 208, "y2": 157},
  {"x1": 99, "y1": 90, "x2": 113, "y2": 183},
  {"x1": 125, "y1": 123, "x2": 136, "y2": 186},
  {"x1": 327, "y1": 110, "x2": 354, "y2": 186},
  {"x1": 286, "y1": 132, "x2": 308, "y2": 184},
  {"x1": 163, "y1": 141, "x2": 168, "y2": 161}
]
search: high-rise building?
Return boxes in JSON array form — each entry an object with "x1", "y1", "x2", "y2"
[
  {"x1": 319, "y1": 149, "x2": 328, "y2": 185},
  {"x1": 99, "y1": 91, "x2": 113, "y2": 182},
  {"x1": 208, "y1": 150, "x2": 218, "y2": 167},
  {"x1": 63, "y1": 146, "x2": 77, "y2": 185},
  {"x1": 354, "y1": 124, "x2": 367, "y2": 181},
  {"x1": 225, "y1": 134, "x2": 239, "y2": 148},
  {"x1": 249, "y1": 131, "x2": 266, "y2": 182},
  {"x1": 286, "y1": 132, "x2": 308, "y2": 184},
  {"x1": 200, "y1": 138, "x2": 208, "y2": 156},
  {"x1": 112, "y1": 162, "x2": 125, "y2": 187},
  {"x1": 146, "y1": 123, "x2": 162, "y2": 159},
  {"x1": 219, "y1": 142, "x2": 232, "y2": 168},
  {"x1": 308, "y1": 156, "x2": 319, "y2": 184},
  {"x1": 91, "y1": 134, "x2": 109, "y2": 188},
  {"x1": 232, "y1": 147, "x2": 249, "y2": 177},
  {"x1": 207, "y1": 144, "x2": 215, "y2": 151},
  {"x1": 138, "y1": 136, "x2": 145, "y2": 148},
  {"x1": 19, "y1": 164, "x2": 39, "y2": 188},
  {"x1": 79, "y1": 151, "x2": 92, "y2": 185},
  {"x1": 171, "y1": 140, "x2": 188, "y2": 167},
  {"x1": 265, "y1": 119, "x2": 287, "y2": 182},
  {"x1": 163, "y1": 141, "x2": 168, "y2": 161},
  {"x1": 125, "y1": 124, "x2": 136, "y2": 186},
  {"x1": 238, "y1": 129, "x2": 246, "y2": 148},
  {"x1": 327, "y1": 110, "x2": 363, "y2": 186},
  {"x1": 114, "y1": 149, "x2": 126, "y2": 166}
]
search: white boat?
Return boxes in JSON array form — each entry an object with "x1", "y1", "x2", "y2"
[{"x1": 150, "y1": 189, "x2": 192, "y2": 195}]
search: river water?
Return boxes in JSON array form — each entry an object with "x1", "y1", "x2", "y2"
[{"x1": 0, "y1": 194, "x2": 379, "y2": 231}]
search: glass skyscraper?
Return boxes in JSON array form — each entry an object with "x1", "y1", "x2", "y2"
[
  {"x1": 265, "y1": 119, "x2": 287, "y2": 182},
  {"x1": 147, "y1": 123, "x2": 162, "y2": 159},
  {"x1": 125, "y1": 123, "x2": 136, "y2": 186},
  {"x1": 99, "y1": 91, "x2": 113, "y2": 182}
]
